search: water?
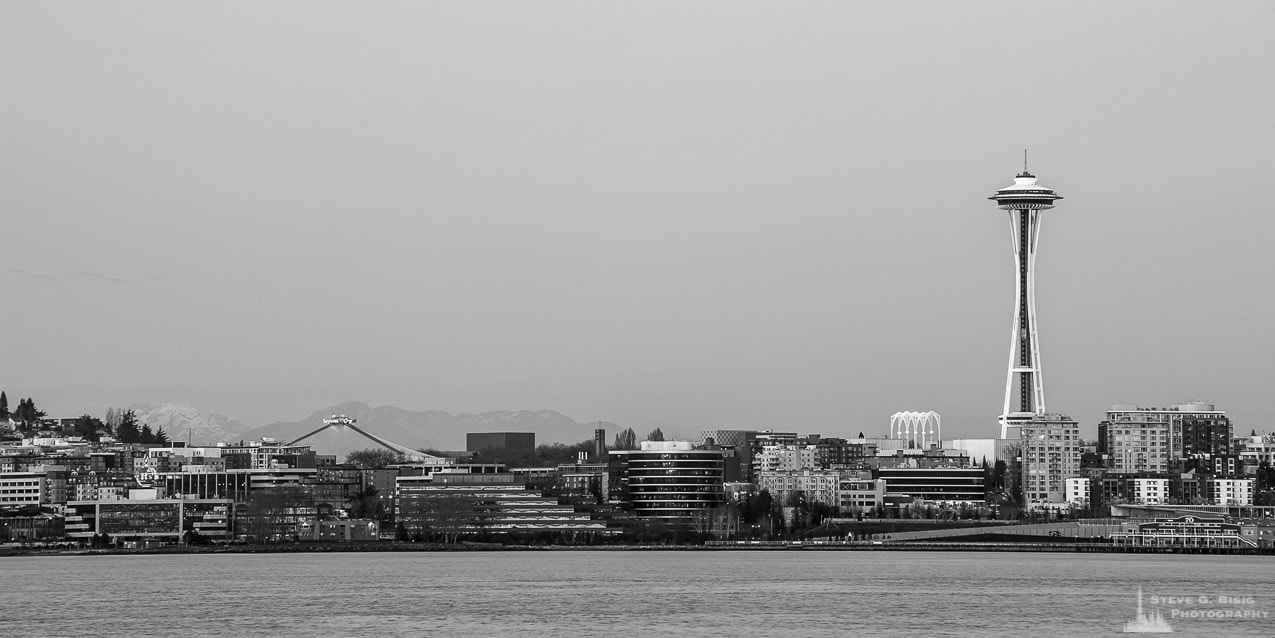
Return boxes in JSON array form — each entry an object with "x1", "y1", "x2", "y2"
[{"x1": 2, "y1": 550, "x2": 1271, "y2": 636}]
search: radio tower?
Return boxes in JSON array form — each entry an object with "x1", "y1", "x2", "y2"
[{"x1": 989, "y1": 153, "x2": 1063, "y2": 439}]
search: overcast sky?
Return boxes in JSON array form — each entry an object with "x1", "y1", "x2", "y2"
[{"x1": 3, "y1": 2, "x2": 1273, "y2": 441}]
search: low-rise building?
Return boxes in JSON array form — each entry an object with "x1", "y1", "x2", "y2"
[
  {"x1": 1065, "y1": 478, "x2": 1090, "y2": 506},
  {"x1": 0, "y1": 471, "x2": 46, "y2": 506},
  {"x1": 877, "y1": 466, "x2": 984, "y2": 504},
  {"x1": 1111, "y1": 515, "x2": 1256, "y2": 549},
  {"x1": 297, "y1": 518, "x2": 379, "y2": 542},
  {"x1": 838, "y1": 478, "x2": 885, "y2": 512},
  {"x1": 756, "y1": 469, "x2": 842, "y2": 508},
  {"x1": 1132, "y1": 478, "x2": 1171, "y2": 505},
  {"x1": 396, "y1": 473, "x2": 610, "y2": 538},
  {"x1": 64, "y1": 498, "x2": 236, "y2": 544},
  {"x1": 1210, "y1": 478, "x2": 1253, "y2": 506}
]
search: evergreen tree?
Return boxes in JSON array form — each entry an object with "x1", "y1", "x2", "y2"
[
  {"x1": 155, "y1": 427, "x2": 169, "y2": 445},
  {"x1": 13, "y1": 398, "x2": 45, "y2": 427},
  {"x1": 117, "y1": 410, "x2": 140, "y2": 443},
  {"x1": 0, "y1": 391, "x2": 8, "y2": 420},
  {"x1": 74, "y1": 414, "x2": 105, "y2": 442},
  {"x1": 104, "y1": 407, "x2": 117, "y2": 430},
  {"x1": 139, "y1": 424, "x2": 155, "y2": 444},
  {"x1": 646, "y1": 427, "x2": 665, "y2": 442}
]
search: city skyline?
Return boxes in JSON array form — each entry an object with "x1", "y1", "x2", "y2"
[{"x1": 4, "y1": 3, "x2": 1275, "y2": 441}]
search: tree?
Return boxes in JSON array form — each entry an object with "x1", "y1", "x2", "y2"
[
  {"x1": 420, "y1": 492, "x2": 477, "y2": 543},
  {"x1": 104, "y1": 407, "x2": 121, "y2": 431},
  {"x1": 74, "y1": 414, "x2": 105, "y2": 442},
  {"x1": 139, "y1": 424, "x2": 155, "y2": 444},
  {"x1": 646, "y1": 428, "x2": 665, "y2": 442},
  {"x1": 242, "y1": 486, "x2": 314, "y2": 542},
  {"x1": 155, "y1": 427, "x2": 169, "y2": 445},
  {"x1": 347, "y1": 484, "x2": 385, "y2": 520},
  {"x1": 116, "y1": 410, "x2": 140, "y2": 443},
  {"x1": 612, "y1": 427, "x2": 637, "y2": 451},
  {"x1": 0, "y1": 391, "x2": 8, "y2": 420},
  {"x1": 346, "y1": 448, "x2": 405, "y2": 469},
  {"x1": 13, "y1": 397, "x2": 46, "y2": 428},
  {"x1": 534, "y1": 439, "x2": 595, "y2": 466}
]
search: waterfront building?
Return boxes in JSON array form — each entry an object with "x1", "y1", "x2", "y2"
[
  {"x1": 296, "y1": 518, "x2": 379, "y2": 542},
  {"x1": 609, "y1": 440, "x2": 724, "y2": 523},
  {"x1": 64, "y1": 498, "x2": 236, "y2": 545},
  {"x1": 395, "y1": 472, "x2": 610, "y2": 538},
  {"x1": 1020, "y1": 414, "x2": 1081, "y2": 505},
  {"x1": 988, "y1": 164, "x2": 1064, "y2": 439},
  {"x1": 1110, "y1": 516, "x2": 1257, "y2": 549},
  {"x1": 0, "y1": 511, "x2": 62, "y2": 541}
]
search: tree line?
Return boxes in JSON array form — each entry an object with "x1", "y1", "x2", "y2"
[{"x1": 0, "y1": 391, "x2": 167, "y2": 444}]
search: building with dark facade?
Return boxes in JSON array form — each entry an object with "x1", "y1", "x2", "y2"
[
  {"x1": 1098, "y1": 402, "x2": 1231, "y2": 474},
  {"x1": 609, "y1": 441, "x2": 724, "y2": 523},
  {"x1": 877, "y1": 466, "x2": 984, "y2": 504},
  {"x1": 466, "y1": 432, "x2": 536, "y2": 454}
]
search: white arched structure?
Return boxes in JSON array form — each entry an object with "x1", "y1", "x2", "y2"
[{"x1": 890, "y1": 411, "x2": 941, "y2": 449}]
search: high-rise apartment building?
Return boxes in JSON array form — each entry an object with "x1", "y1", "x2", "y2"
[
  {"x1": 1098, "y1": 402, "x2": 1232, "y2": 473},
  {"x1": 1020, "y1": 414, "x2": 1081, "y2": 504}
]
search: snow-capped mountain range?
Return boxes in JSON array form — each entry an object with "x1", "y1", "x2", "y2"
[{"x1": 133, "y1": 401, "x2": 618, "y2": 454}]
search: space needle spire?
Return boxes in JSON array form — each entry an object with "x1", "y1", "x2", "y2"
[{"x1": 989, "y1": 155, "x2": 1063, "y2": 439}]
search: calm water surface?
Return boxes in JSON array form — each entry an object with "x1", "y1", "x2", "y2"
[{"x1": 3, "y1": 550, "x2": 1271, "y2": 637}]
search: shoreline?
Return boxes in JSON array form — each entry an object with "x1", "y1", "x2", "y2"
[{"x1": 6, "y1": 540, "x2": 1274, "y2": 557}]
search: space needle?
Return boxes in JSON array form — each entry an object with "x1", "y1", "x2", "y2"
[{"x1": 989, "y1": 156, "x2": 1063, "y2": 439}]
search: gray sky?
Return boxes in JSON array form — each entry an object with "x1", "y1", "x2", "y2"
[{"x1": 4, "y1": 2, "x2": 1274, "y2": 441}]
